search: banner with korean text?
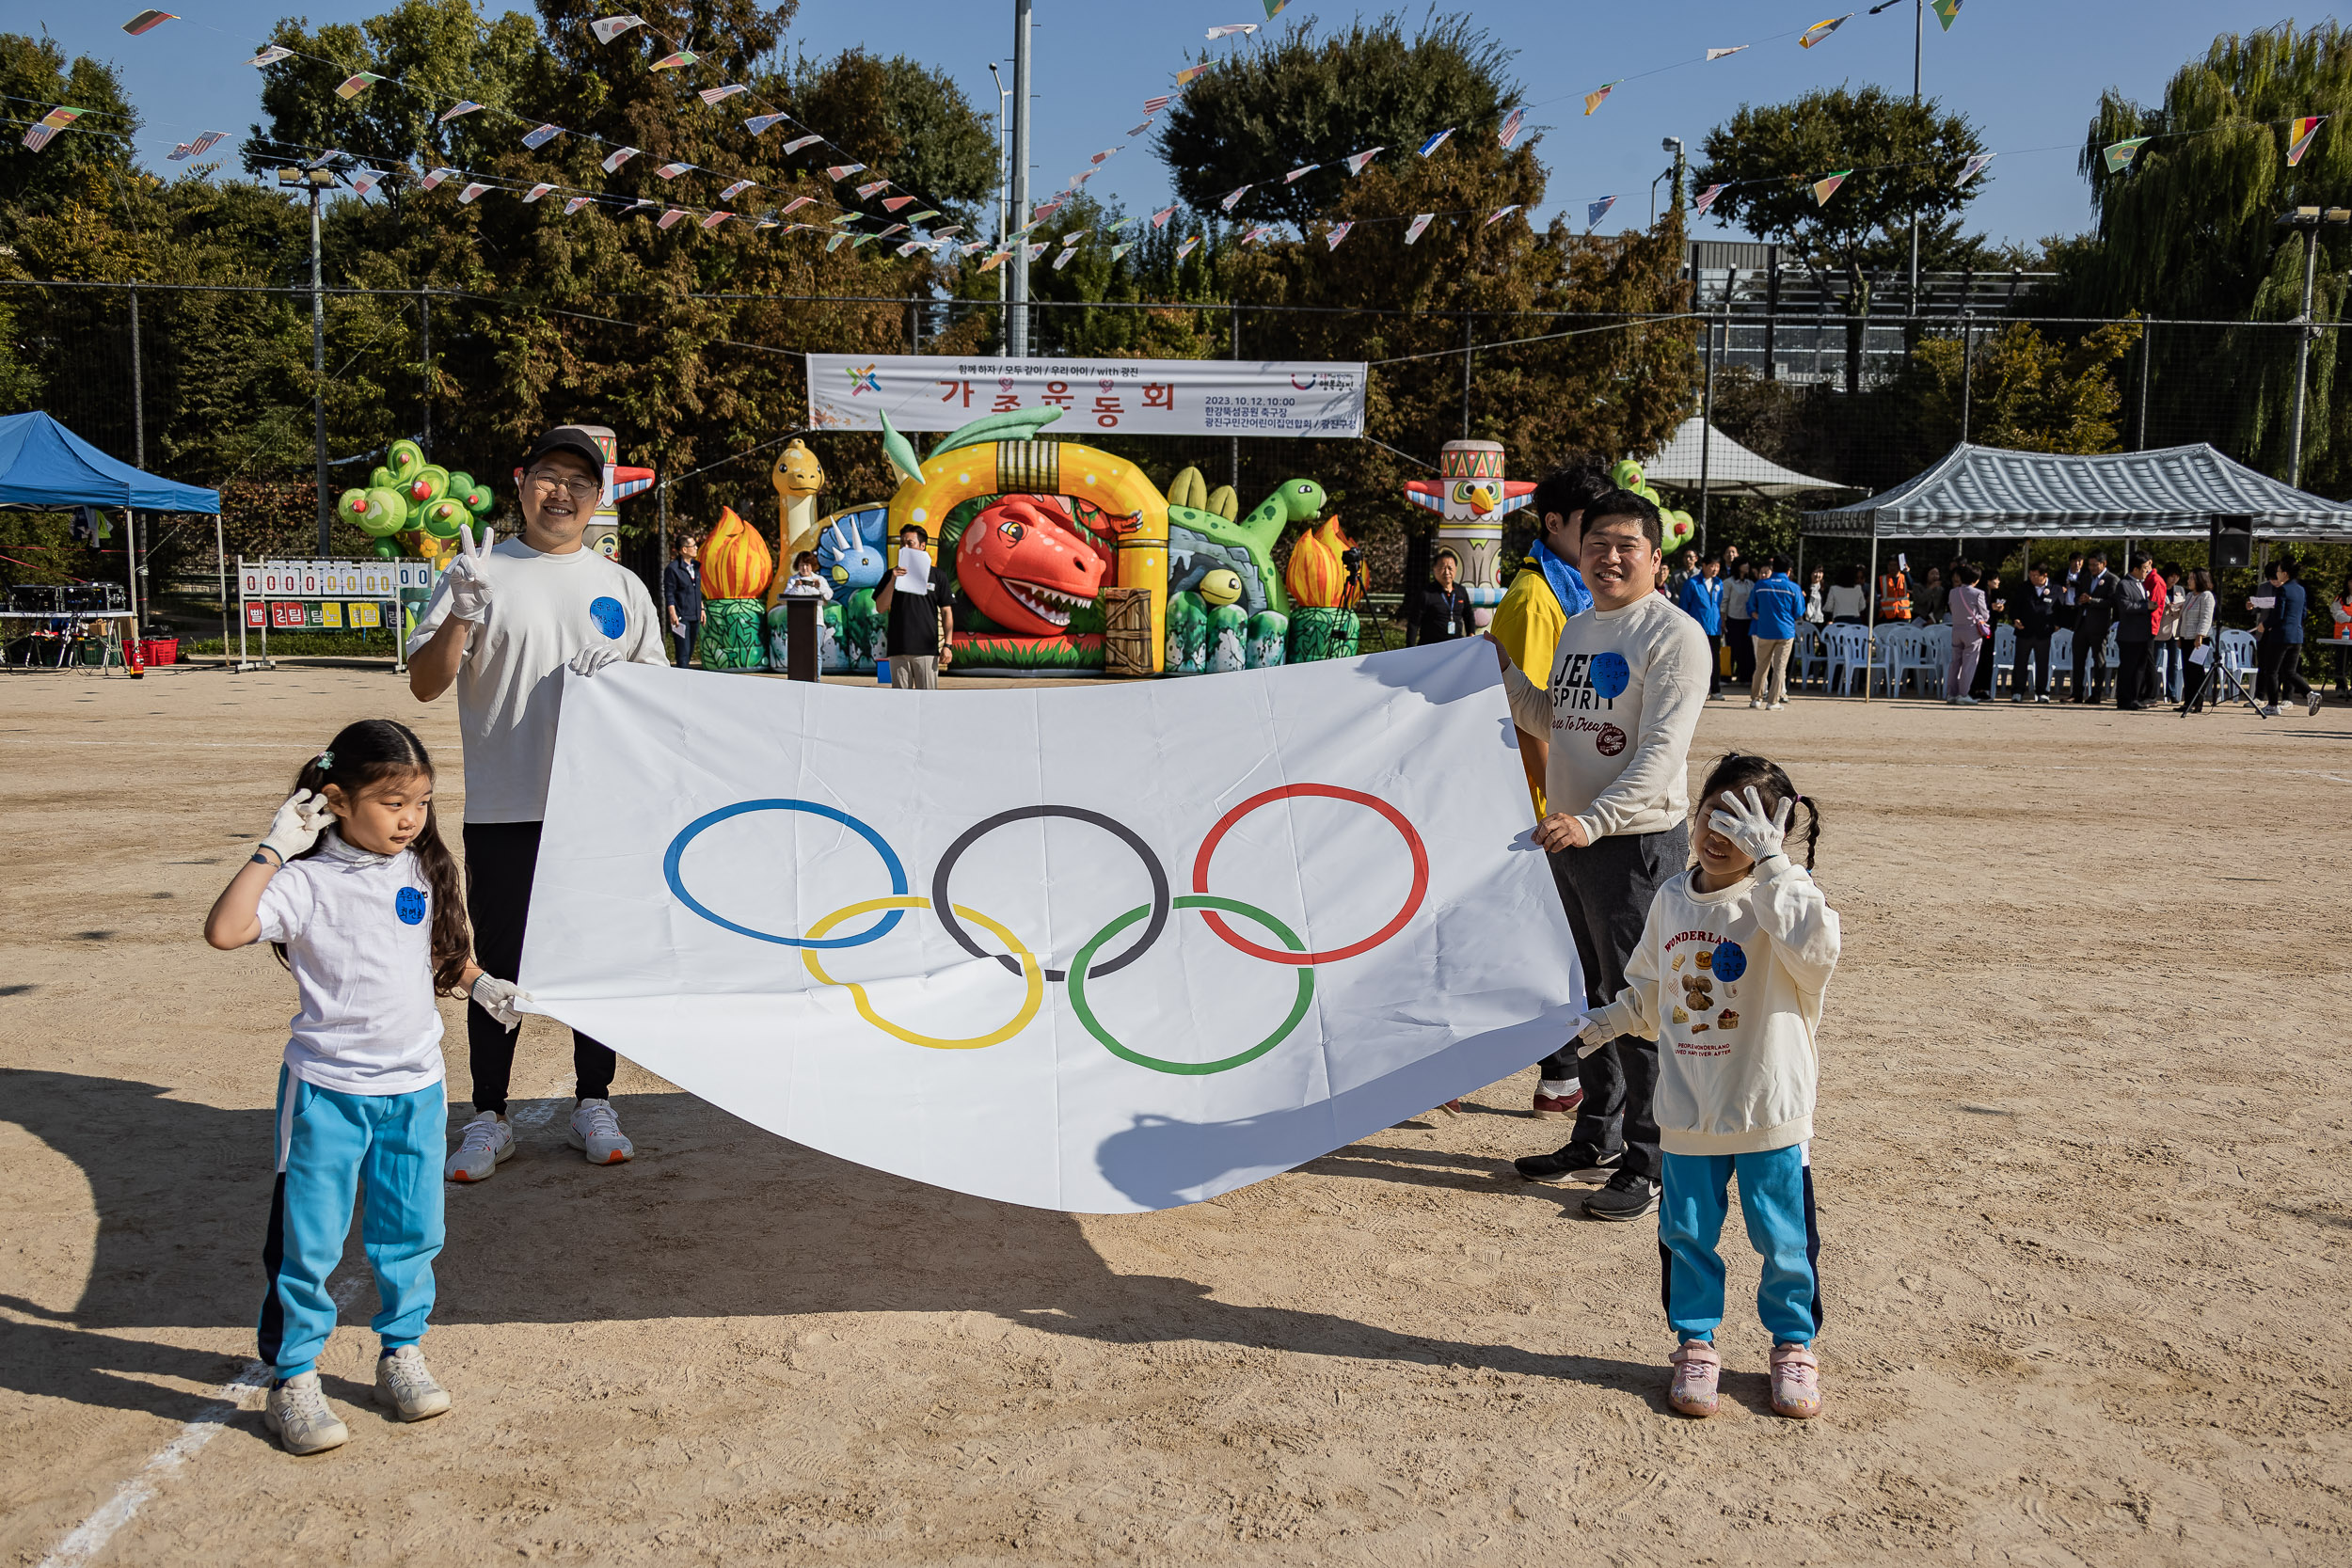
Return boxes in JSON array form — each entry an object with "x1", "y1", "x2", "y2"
[
  {"x1": 804, "y1": 353, "x2": 1368, "y2": 437},
  {"x1": 516, "y1": 639, "x2": 1577, "y2": 1212}
]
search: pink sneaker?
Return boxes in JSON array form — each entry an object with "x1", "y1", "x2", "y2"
[
  {"x1": 1531, "y1": 1088, "x2": 1584, "y2": 1119},
  {"x1": 1666, "y1": 1340, "x2": 1721, "y2": 1418},
  {"x1": 1770, "y1": 1341, "x2": 1821, "y2": 1418}
]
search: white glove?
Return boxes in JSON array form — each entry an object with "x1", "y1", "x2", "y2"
[
  {"x1": 441, "y1": 522, "x2": 496, "y2": 625},
  {"x1": 1707, "y1": 784, "x2": 1793, "y2": 864},
  {"x1": 470, "y1": 974, "x2": 530, "y2": 1031},
  {"x1": 568, "y1": 643, "x2": 622, "y2": 676},
  {"x1": 259, "y1": 789, "x2": 334, "y2": 863},
  {"x1": 1573, "y1": 1014, "x2": 1613, "y2": 1056}
]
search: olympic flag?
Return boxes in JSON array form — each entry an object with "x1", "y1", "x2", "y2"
[{"x1": 517, "y1": 640, "x2": 1581, "y2": 1212}]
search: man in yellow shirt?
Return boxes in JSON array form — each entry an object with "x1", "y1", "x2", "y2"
[{"x1": 1489, "y1": 456, "x2": 1613, "y2": 815}]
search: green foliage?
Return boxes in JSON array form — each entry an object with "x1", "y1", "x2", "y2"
[
  {"x1": 1908, "y1": 320, "x2": 2141, "y2": 454},
  {"x1": 0, "y1": 35, "x2": 137, "y2": 223},
  {"x1": 1158, "y1": 13, "x2": 1519, "y2": 227}
]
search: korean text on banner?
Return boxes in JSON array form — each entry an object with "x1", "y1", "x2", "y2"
[
  {"x1": 804, "y1": 354, "x2": 1368, "y2": 437},
  {"x1": 516, "y1": 639, "x2": 1579, "y2": 1213}
]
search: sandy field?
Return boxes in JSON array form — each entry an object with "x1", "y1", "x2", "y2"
[{"x1": 4, "y1": 657, "x2": 2349, "y2": 1567}]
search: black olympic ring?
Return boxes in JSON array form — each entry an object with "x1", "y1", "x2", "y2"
[{"x1": 929, "y1": 805, "x2": 1170, "y2": 982}]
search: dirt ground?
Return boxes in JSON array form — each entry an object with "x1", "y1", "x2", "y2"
[{"x1": 4, "y1": 657, "x2": 2349, "y2": 1567}]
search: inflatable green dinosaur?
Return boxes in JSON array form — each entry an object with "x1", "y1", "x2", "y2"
[{"x1": 1164, "y1": 467, "x2": 1326, "y2": 617}]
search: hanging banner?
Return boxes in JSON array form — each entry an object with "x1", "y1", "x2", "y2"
[
  {"x1": 515, "y1": 641, "x2": 1577, "y2": 1213},
  {"x1": 805, "y1": 354, "x2": 1368, "y2": 437}
]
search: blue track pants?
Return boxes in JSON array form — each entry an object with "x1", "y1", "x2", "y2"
[
  {"x1": 258, "y1": 1068, "x2": 445, "y2": 1379},
  {"x1": 1658, "y1": 1144, "x2": 1821, "y2": 1347}
]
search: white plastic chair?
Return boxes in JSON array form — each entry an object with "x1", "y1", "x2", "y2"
[
  {"x1": 1822, "y1": 623, "x2": 1872, "y2": 695},
  {"x1": 2049, "y1": 627, "x2": 2074, "y2": 685},
  {"x1": 1789, "y1": 622, "x2": 1820, "y2": 690},
  {"x1": 1907, "y1": 625, "x2": 1952, "y2": 698},
  {"x1": 2218, "y1": 628, "x2": 2256, "y2": 679},
  {"x1": 1991, "y1": 624, "x2": 2017, "y2": 693}
]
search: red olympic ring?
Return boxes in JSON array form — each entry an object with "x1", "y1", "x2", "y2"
[{"x1": 1189, "y1": 784, "x2": 1429, "y2": 967}]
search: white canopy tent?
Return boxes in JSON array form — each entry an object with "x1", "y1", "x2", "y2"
[{"x1": 1644, "y1": 416, "x2": 1850, "y2": 500}]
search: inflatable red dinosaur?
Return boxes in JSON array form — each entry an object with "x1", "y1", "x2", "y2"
[{"x1": 957, "y1": 494, "x2": 1111, "y2": 634}]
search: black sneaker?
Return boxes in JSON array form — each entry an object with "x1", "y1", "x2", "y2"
[
  {"x1": 1583, "y1": 1168, "x2": 1661, "y2": 1221},
  {"x1": 1512, "y1": 1143, "x2": 1621, "y2": 1185}
]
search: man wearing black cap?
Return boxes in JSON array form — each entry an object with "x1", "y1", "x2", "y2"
[{"x1": 407, "y1": 425, "x2": 666, "y2": 1182}]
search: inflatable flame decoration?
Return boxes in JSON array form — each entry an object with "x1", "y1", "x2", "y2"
[
  {"x1": 1284, "y1": 516, "x2": 1361, "y2": 610},
  {"x1": 699, "y1": 505, "x2": 773, "y2": 601}
]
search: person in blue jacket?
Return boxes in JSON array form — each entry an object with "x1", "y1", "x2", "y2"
[
  {"x1": 1677, "y1": 556, "x2": 1724, "y2": 699},
  {"x1": 1744, "y1": 556, "x2": 1806, "y2": 709}
]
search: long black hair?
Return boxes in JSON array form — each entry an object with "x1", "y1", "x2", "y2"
[
  {"x1": 273, "y1": 719, "x2": 470, "y2": 994},
  {"x1": 1697, "y1": 752, "x2": 1822, "y2": 871}
]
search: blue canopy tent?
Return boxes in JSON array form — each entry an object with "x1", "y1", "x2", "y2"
[{"x1": 0, "y1": 411, "x2": 221, "y2": 661}]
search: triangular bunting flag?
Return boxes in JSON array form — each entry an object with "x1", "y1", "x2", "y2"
[
  {"x1": 1811, "y1": 169, "x2": 1851, "y2": 205},
  {"x1": 1931, "y1": 0, "x2": 1962, "y2": 30},
  {"x1": 600, "y1": 147, "x2": 639, "y2": 172},
  {"x1": 564, "y1": 196, "x2": 593, "y2": 214},
  {"x1": 651, "y1": 50, "x2": 696, "y2": 71},
  {"x1": 1799, "y1": 15, "x2": 1851, "y2": 49},
  {"x1": 626, "y1": 197, "x2": 659, "y2": 213},
  {"x1": 1284, "y1": 164, "x2": 1320, "y2": 183},
  {"x1": 421, "y1": 167, "x2": 458, "y2": 189},
  {"x1": 778, "y1": 196, "x2": 815, "y2": 214},
  {"x1": 336, "y1": 72, "x2": 383, "y2": 100},
  {"x1": 1405, "y1": 213, "x2": 1434, "y2": 245},
  {"x1": 655, "y1": 163, "x2": 691, "y2": 179},
  {"x1": 522, "y1": 124, "x2": 564, "y2": 150},
  {"x1": 347, "y1": 169, "x2": 382, "y2": 197},
  {"x1": 521, "y1": 182, "x2": 556, "y2": 203},
  {"x1": 1206, "y1": 24, "x2": 1257, "y2": 39},
  {"x1": 1343, "y1": 147, "x2": 1384, "y2": 176},
  {"x1": 932, "y1": 225, "x2": 962, "y2": 238},
  {"x1": 1175, "y1": 64, "x2": 1208, "y2": 87},
  {"x1": 1418, "y1": 129, "x2": 1454, "y2": 156},
  {"x1": 906, "y1": 210, "x2": 940, "y2": 223},
  {"x1": 167, "y1": 131, "x2": 223, "y2": 161},
  {"x1": 1025, "y1": 242, "x2": 1050, "y2": 261},
  {"x1": 439, "y1": 102, "x2": 483, "y2": 122},
  {"x1": 1954, "y1": 153, "x2": 1994, "y2": 187},
  {"x1": 1152, "y1": 205, "x2": 1176, "y2": 229},
  {"x1": 1142, "y1": 95, "x2": 1172, "y2": 113},
  {"x1": 2288, "y1": 117, "x2": 2326, "y2": 167},
  {"x1": 704, "y1": 212, "x2": 735, "y2": 230},
  {"x1": 826, "y1": 232, "x2": 850, "y2": 252},
  {"x1": 2101, "y1": 136, "x2": 2150, "y2": 174},
  {"x1": 828, "y1": 163, "x2": 866, "y2": 181},
  {"x1": 779, "y1": 133, "x2": 820, "y2": 151},
  {"x1": 744, "y1": 114, "x2": 789, "y2": 136},
  {"x1": 247, "y1": 45, "x2": 294, "y2": 67},
  {"x1": 1706, "y1": 45, "x2": 1747, "y2": 60},
  {"x1": 882, "y1": 195, "x2": 917, "y2": 212},
  {"x1": 1176, "y1": 235, "x2": 1202, "y2": 261},
  {"x1": 1693, "y1": 182, "x2": 1726, "y2": 215},
  {"x1": 1218, "y1": 185, "x2": 1250, "y2": 212},
  {"x1": 896, "y1": 240, "x2": 926, "y2": 257},
  {"x1": 20, "y1": 124, "x2": 65, "y2": 152},
  {"x1": 122, "y1": 10, "x2": 177, "y2": 35},
  {"x1": 1583, "y1": 82, "x2": 1621, "y2": 116},
  {"x1": 1263, "y1": 0, "x2": 1289, "y2": 17},
  {"x1": 1127, "y1": 120, "x2": 1154, "y2": 137},
  {"x1": 1053, "y1": 246, "x2": 1078, "y2": 270},
  {"x1": 698, "y1": 84, "x2": 747, "y2": 105},
  {"x1": 590, "y1": 14, "x2": 645, "y2": 44},
  {"x1": 855, "y1": 179, "x2": 892, "y2": 198},
  {"x1": 1090, "y1": 148, "x2": 1120, "y2": 165},
  {"x1": 1482, "y1": 204, "x2": 1521, "y2": 228},
  {"x1": 657, "y1": 208, "x2": 690, "y2": 229},
  {"x1": 458, "y1": 182, "x2": 492, "y2": 204},
  {"x1": 719, "y1": 179, "x2": 756, "y2": 202},
  {"x1": 979, "y1": 248, "x2": 1009, "y2": 270},
  {"x1": 1587, "y1": 195, "x2": 1618, "y2": 228},
  {"x1": 1325, "y1": 221, "x2": 1353, "y2": 250},
  {"x1": 1499, "y1": 108, "x2": 1526, "y2": 147}
]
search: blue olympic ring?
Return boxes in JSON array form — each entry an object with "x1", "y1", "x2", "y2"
[{"x1": 663, "y1": 800, "x2": 910, "y2": 949}]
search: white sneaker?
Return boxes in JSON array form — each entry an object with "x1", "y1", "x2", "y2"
[
  {"x1": 1749, "y1": 699, "x2": 1765, "y2": 709},
  {"x1": 2261, "y1": 705, "x2": 2280, "y2": 717},
  {"x1": 444, "y1": 1111, "x2": 513, "y2": 1183},
  {"x1": 1770, "y1": 700, "x2": 1788, "y2": 710},
  {"x1": 374, "y1": 1344, "x2": 452, "y2": 1421},
  {"x1": 567, "y1": 1098, "x2": 634, "y2": 1164},
  {"x1": 263, "y1": 1370, "x2": 348, "y2": 1455}
]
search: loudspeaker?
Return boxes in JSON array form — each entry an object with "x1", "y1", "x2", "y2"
[
  {"x1": 2210, "y1": 515, "x2": 2253, "y2": 570},
  {"x1": 7, "y1": 584, "x2": 61, "y2": 614}
]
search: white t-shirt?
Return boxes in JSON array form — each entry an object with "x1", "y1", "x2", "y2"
[
  {"x1": 407, "y1": 540, "x2": 667, "y2": 821},
  {"x1": 255, "y1": 832, "x2": 447, "y2": 1096},
  {"x1": 1722, "y1": 577, "x2": 1755, "y2": 618},
  {"x1": 1502, "y1": 591, "x2": 1710, "y2": 842},
  {"x1": 1588, "y1": 857, "x2": 1842, "y2": 1156}
]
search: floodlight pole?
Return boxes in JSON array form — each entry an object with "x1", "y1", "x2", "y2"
[
  {"x1": 2291, "y1": 216, "x2": 2323, "y2": 488},
  {"x1": 310, "y1": 181, "x2": 330, "y2": 554},
  {"x1": 1008, "y1": 0, "x2": 1033, "y2": 358},
  {"x1": 128, "y1": 284, "x2": 144, "y2": 635},
  {"x1": 988, "y1": 61, "x2": 1010, "y2": 341},
  {"x1": 1907, "y1": 0, "x2": 1922, "y2": 312}
]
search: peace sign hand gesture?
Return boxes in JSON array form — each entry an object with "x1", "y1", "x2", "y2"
[{"x1": 443, "y1": 521, "x2": 496, "y2": 625}]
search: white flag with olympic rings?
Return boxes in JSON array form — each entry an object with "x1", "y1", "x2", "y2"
[{"x1": 517, "y1": 638, "x2": 1583, "y2": 1212}]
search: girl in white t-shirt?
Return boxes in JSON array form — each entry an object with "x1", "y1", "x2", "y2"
[
  {"x1": 1572, "y1": 751, "x2": 1841, "y2": 1422},
  {"x1": 204, "y1": 719, "x2": 525, "y2": 1454}
]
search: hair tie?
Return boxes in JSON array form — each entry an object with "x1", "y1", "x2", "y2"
[{"x1": 315, "y1": 749, "x2": 335, "y2": 772}]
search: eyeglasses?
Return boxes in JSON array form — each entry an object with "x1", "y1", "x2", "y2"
[{"x1": 526, "y1": 471, "x2": 602, "y2": 500}]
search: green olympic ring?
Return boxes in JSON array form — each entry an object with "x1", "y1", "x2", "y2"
[{"x1": 1064, "y1": 895, "x2": 1315, "y2": 1076}]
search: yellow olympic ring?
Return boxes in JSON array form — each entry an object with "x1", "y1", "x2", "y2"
[{"x1": 800, "y1": 895, "x2": 1044, "y2": 1050}]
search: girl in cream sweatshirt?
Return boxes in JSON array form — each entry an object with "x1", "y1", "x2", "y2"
[{"x1": 1574, "y1": 751, "x2": 1841, "y2": 1421}]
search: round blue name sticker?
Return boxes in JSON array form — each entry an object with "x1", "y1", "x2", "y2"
[
  {"x1": 1590, "y1": 651, "x2": 1630, "y2": 700},
  {"x1": 395, "y1": 887, "x2": 428, "y2": 926},
  {"x1": 1709, "y1": 940, "x2": 1747, "y2": 982},
  {"x1": 588, "y1": 595, "x2": 626, "y2": 639}
]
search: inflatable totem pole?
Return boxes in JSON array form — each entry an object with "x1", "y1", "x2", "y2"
[{"x1": 1402, "y1": 440, "x2": 1535, "y2": 626}]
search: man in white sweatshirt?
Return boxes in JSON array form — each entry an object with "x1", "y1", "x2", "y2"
[{"x1": 1497, "y1": 492, "x2": 1710, "y2": 1221}]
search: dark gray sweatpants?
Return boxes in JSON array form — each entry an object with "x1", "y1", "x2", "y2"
[{"x1": 1540, "y1": 822, "x2": 1690, "y2": 1182}]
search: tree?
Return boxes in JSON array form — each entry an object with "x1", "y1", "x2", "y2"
[
  {"x1": 1694, "y1": 86, "x2": 1989, "y2": 389},
  {"x1": 1908, "y1": 321, "x2": 2141, "y2": 454},
  {"x1": 0, "y1": 34, "x2": 139, "y2": 226},
  {"x1": 1156, "y1": 13, "x2": 1519, "y2": 228}
]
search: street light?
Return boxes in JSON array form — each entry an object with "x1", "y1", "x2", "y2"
[
  {"x1": 2274, "y1": 204, "x2": 2350, "y2": 487},
  {"x1": 280, "y1": 160, "x2": 345, "y2": 551}
]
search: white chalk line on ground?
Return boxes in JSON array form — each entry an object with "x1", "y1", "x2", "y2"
[{"x1": 35, "y1": 1071, "x2": 573, "y2": 1568}]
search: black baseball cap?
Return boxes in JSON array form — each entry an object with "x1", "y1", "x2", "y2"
[{"x1": 522, "y1": 424, "x2": 606, "y2": 474}]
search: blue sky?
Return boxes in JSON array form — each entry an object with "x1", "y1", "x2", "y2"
[{"x1": 22, "y1": 1, "x2": 2309, "y2": 247}]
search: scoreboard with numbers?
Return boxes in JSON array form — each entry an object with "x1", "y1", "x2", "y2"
[{"x1": 235, "y1": 556, "x2": 434, "y2": 667}]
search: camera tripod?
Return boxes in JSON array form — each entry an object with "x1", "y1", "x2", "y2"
[{"x1": 2183, "y1": 639, "x2": 2266, "y2": 719}]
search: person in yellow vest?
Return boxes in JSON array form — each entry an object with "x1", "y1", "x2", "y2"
[
  {"x1": 1490, "y1": 457, "x2": 1613, "y2": 814},
  {"x1": 1876, "y1": 565, "x2": 1911, "y2": 625}
]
